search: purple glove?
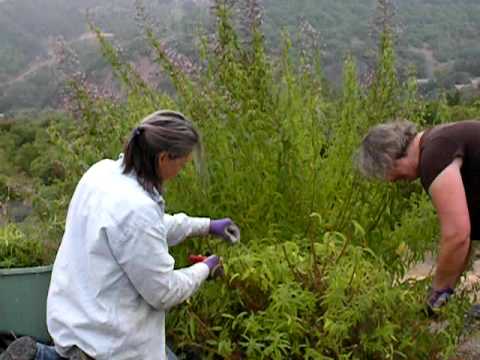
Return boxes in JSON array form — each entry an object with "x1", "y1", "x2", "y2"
[
  {"x1": 427, "y1": 287, "x2": 454, "y2": 314},
  {"x1": 202, "y1": 255, "x2": 224, "y2": 278},
  {"x1": 209, "y1": 218, "x2": 241, "y2": 244}
]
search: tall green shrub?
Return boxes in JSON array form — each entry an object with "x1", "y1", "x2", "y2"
[{"x1": 27, "y1": 2, "x2": 471, "y2": 358}]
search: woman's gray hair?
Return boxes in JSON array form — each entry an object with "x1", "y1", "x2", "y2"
[
  {"x1": 123, "y1": 110, "x2": 203, "y2": 194},
  {"x1": 355, "y1": 119, "x2": 417, "y2": 179}
]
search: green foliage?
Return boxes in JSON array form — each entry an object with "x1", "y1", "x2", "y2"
[
  {"x1": 167, "y1": 236, "x2": 466, "y2": 359},
  {"x1": 22, "y1": 5, "x2": 471, "y2": 357},
  {"x1": 0, "y1": 175, "x2": 23, "y2": 203},
  {"x1": 0, "y1": 223, "x2": 47, "y2": 268},
  {"x1": 0, "y1": 113, "x2": 72, "y2": 264},
  {"x1": 381, "y1": 192, "x2": 439, "y2": 276},
  {"x1": 2, "y1": 2, "x2": 480, "y2": 357},
  {"x1": 0, "y1": 114, "x2": 66, "y2": 178},
  {"x1": 0, "y1": 175, "x2": 12, "y2": 202}
]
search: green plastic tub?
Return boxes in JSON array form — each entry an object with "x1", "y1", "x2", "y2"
[{"x1": 0, "y1": 265, "x2": 53, "y2": 342}]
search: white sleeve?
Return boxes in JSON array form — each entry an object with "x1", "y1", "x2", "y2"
[
  {"x1": 163, "y1": 213, "x2": 210, "y2": 246},
  {"x1": 107, "y1": 207, "x2": 210, "y2": 310}
]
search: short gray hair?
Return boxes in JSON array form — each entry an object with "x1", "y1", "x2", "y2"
[{"x1": 355, "y1": 120, "x2": 417, "y2": 179}]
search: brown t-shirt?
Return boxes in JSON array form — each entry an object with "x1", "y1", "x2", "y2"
[{"x1": 419, "y1": 120, "x2": 480, "y2": 240}]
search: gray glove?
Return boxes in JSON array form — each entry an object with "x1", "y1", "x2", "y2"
[
  {"x1": 427, "y1": 286, "x2": 454, "y2": 315},
  {"x1": 203, "y1": 255, "x2": 224, "y2": 278},
  {"x1": 209, "y1": 218, "x2": 241, "y2": 244}
]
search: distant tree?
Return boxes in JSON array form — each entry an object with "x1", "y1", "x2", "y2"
[
  {"x1": 437, "y1": 71, "x2": 471, "y2": 89},
  {"x1": 453, "y1": 48, "x2": 480, "y2": 77},
  {"x1": 370, "y1": 0, "x2": 400, "y2": 45}
]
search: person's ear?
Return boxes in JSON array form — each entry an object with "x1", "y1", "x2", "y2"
[{"x1": 158, "y1": 151, "x2": 169, "y2": 165}]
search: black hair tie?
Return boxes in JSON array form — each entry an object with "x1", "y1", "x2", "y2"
[{"x1": 134, "y1": 127, "x2": 144, "y2": 137}]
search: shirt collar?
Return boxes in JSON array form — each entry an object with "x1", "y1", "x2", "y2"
[{"x1": 117, "y1": 153, "x2": 164, "y2": 205}]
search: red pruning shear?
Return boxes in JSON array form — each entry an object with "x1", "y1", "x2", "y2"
[
  {"x1": 187, "y1": 254, "x2": 208, "y2": 264},
  {"x1": 187, "y1": 254, "x2": 225, "y2": 278}
]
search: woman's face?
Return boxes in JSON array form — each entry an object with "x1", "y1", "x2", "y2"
[
  {"x1": 158, "y1": 152, "x2": 192, "y2": 182},
  {"x1": 386, "y1": 157, "x2": 417, "y2": 182}
]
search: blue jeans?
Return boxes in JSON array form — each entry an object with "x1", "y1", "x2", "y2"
[
  {"x1": 166, "y1": 346, "x2": 178, "y2": 360},
  {"x1": 35, "y1": 343, "x2": 178, "y2": 360},
  {"x1": 35, "y1": 344, "x2": 64, "y2": 360}
]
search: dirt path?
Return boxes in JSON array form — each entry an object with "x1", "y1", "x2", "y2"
[
  {"x1": 403, "y1": 255, "x2": 480, "y2": 359},
  {"x1": 409, "y1": 45, "x2": 452, "y2": 79},
  {"x1": 75, "y1": 32, "x2": 113, "y2": 42},
  {"x1": 0, "y1": 32, "x2": 113, "y2": 88},
  {"x1": 409, "y1": 46, "x2": 437, "y2": 79},
  {"x1": 404, "y1": 253, "x2": 480, "y2": 299},
  {"x1": 1, "y1": 58, "x2": 54, "y2": 87}
]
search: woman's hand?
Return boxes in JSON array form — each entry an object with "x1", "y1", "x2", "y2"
[
  {"x1": 203, "y1": 255, "x2": 224, "y2": 278},
  {"x1": 427, "y1": 286, "x2": 454, "y2": 315},
  {"x1": 209, "y1": 218, "x2": 241, "y2": 244}
]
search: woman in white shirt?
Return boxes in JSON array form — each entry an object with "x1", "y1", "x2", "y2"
[{"x1": 1, "y1": 110, "x2": 238, "y2": 360}]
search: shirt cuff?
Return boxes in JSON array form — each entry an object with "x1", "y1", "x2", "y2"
[
  {"x1": 190, "y1": 217, "x2": 211, "y2": 236},
  {"x1": 191, "y1": 262, "x2": 210, "y2": 282}
]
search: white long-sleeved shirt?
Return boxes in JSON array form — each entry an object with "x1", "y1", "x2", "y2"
[{"x1": 47, "y1": 156, "x2": 210, "y2": 359}]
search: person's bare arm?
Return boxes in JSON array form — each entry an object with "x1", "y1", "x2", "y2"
[{"x1": 429, "y1": 157, "x2": 471, "y2": 290}]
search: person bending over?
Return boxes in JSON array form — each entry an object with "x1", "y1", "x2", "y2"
[{"x1": 356, "y1": 119, "x2": 480, "y2": 312}]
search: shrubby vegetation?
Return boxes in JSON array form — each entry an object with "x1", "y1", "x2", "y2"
[
  {"x1": 1, "y1": 0, "x2": 480, "y2": 358},
  {"x1": 0, "y1": 113, "x2": 69, "y2": 265},
  {"x1": 0, "y1": 223, "x2": 49, "y2": 268},
  {"x1": 2, "y1": 0, "x2": 480, "y2": 114}
]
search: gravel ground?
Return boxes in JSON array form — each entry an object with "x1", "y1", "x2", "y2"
[{"x1": 405, "y1": 252, "x2": 480, "y2": 359}]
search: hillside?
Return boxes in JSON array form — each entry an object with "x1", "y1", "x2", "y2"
[{"x1": 1, "y1": 0, "x2": 479, "y2": 114}]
